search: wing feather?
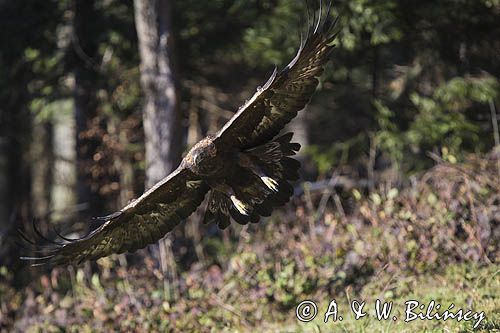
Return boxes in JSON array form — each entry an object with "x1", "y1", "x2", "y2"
[
  {"x1": 215, "y1": 1, "x2": 338, "y2": 149},
  {"x1": 22, "y1": 167, "x2": 209, "y2": 266}
]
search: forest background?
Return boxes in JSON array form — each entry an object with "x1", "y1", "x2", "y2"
[{"x1": 0, "y1": 0, "x2": 499, "y2": 331}]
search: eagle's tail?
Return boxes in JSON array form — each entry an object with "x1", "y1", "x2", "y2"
[{"x1": 203, "y1": 133, "x2": 300, "y2": 228}]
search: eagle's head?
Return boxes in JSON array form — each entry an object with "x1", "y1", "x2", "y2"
[{"x1": 183, "y1": 136, "x2": 220, "y2": 176}]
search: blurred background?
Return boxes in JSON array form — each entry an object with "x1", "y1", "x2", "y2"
[{"x1": 0, "y1": 0, "x2": 499, "y2": 331}]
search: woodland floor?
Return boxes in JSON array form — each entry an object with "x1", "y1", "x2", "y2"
[{"x1": 1, "y1": 152, "x2": 499, "y2": 332}]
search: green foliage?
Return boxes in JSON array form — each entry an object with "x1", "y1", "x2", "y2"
[
  {"x1": 340, "y1": 0, "x2": 402, "y2": 49},
  {"x1": 31, "y1": 99, "x2": 73, "y2": 122},
  {"x1": 307, "y1": 133, "x2": 367, "y2": 174},
  {"x1": 241, "y1": 0, "x2": 305, "y2": 67},
  {"x1": 374, "y1": 74, "x2": 499, "y2": 171},
  {"x1": 306, "y1": 0, "x2": 500, "y2": 174},
  {"x1": 407, "y1": 91, "x2": 478, "y2": 152},
  {"x1": 436, "y1": 76, "x2": 499, "y2": 105}
]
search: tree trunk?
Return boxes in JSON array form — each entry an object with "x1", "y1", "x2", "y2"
[
  {"x1": 31, "y1": 121, "x2": 53, "y2": 220},
  {"x1": 51, "y1": 111, "x2": 77, "y2": 221},
  {"x1": 134, "y1": 0, "x2": 182, "y2": 189},
  {"x1": 134, "y1": 0, "x2": 183, "y2": 301}
]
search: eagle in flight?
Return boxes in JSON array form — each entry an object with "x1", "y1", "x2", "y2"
[{"x1": 22, "y1": 1, "x2": 338, "y2": 266}]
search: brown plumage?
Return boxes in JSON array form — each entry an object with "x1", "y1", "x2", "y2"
[{"x1": 21, "y1": 1, "x2": 338, "y2": 266}]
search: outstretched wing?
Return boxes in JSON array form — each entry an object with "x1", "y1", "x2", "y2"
[
  {"x1": 21, "y1": 167, "x2": 209, "y2": 266},
  {"x1": 215, "y1": 1, "x2": 338, "y2": 150}
]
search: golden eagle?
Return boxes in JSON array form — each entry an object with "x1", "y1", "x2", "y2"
[{"x1": 22, "y1": 1, "x2": 338, "y2": 265}]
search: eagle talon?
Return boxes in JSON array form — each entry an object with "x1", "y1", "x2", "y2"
[
  {"x1": 261, "y1": 176, "x2": 279, "y2": 192},
  {"x1": 230, "y1": 195, "x2": 251, "y2": 216}
]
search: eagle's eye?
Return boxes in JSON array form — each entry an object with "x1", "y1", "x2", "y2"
[{"x1": 194, "y1": 151, "x2": 206, "y2": 165}]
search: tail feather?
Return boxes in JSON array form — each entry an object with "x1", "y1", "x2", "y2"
[{"x1": 203, "y1": 191, "x2": 231, "y2": 229}]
